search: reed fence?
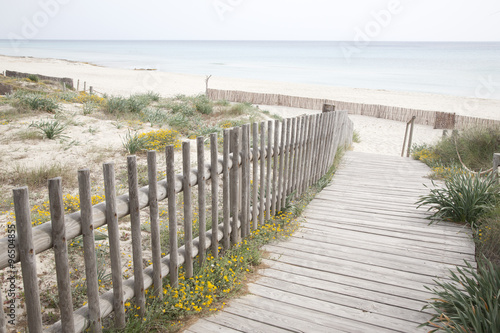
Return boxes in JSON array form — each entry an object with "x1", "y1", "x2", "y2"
[
  {"x1": 0, "y1": 110, "x2": 353, "y2": 333},
  {"x1": 207, "y1": 88, "x2": 500, "y2": 130}
]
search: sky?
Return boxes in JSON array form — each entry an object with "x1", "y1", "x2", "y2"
[{"x1": 1, "y1": 0, "x2": 499, "y2": 41}]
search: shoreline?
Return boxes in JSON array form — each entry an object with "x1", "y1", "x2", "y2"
[{"x1": 1, "y1": 54, "x2": 500, "y2": 121}]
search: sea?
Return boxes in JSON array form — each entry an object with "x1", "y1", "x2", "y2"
[{"x1": 0, "y1": 40, "x2": 499, "y2": 99}]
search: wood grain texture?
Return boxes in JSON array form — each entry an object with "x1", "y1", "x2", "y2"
[
  {"x1": 185, "y1": 151, "x2": 475, "y2": 333},
  {"x1": 49, "y1": 178, "x2": 75, "y2": 333}
]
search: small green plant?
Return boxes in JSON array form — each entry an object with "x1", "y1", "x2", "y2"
[
  {"x1": 28, "y1": 74, "x2": 39, "y2": 82},
  {"x1": 15, "y1": 92, "x2": 59, "y2": 112},
  {"x1": 352, "y1": 130, "x2": 361, "y2": 143},
  {"x1": 83, "y1": 101, "x2": 97, "y2": 115},
  {"x1": 193, "y1": 95, "x2": 213, "y2": 115},
  {"x1": 122, "y1": 130, "x2": 145, "y2": 154},
  {"x1": 421, "y1": 259, "x2": 500, "y2": 332},
  {"x1": 416, "y1": 173, "x2": 500, "y2": 229},
  {"x1": 29, "y1": 119, "x2": 67, "y2": 139}
]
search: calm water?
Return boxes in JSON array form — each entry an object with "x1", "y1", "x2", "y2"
[{"x1": 0, "y1": 40, "x2": 499, "y2": 99}]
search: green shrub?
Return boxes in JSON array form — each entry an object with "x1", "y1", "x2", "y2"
[
  {"x1": 29, "y1": 119, "x2": 67, "y2": 139},
  {"x1": 421, "y1": 259, "x2": 500, "y2": 332},
  {"x1": 193, "y1": 95, "x2": 213, "y2": 115},
  {"x1": 16, "y1": 92, "x2": 59, "y2": 112},
  {"x1": 122, "y1": 130, "x2": 145, "y2": 154},
  {"x1": 28, "y1": 74, "x2": 39, "y2": 82},
  {"x1": 433, "y1": 128, "x2": 500, "y2": 171},
  {"x1": 105, "y1": 96, "x2": 128, "y2": 115},
  {"x1": 416, "y1": 173, "x2": 500, "y2": 229}
]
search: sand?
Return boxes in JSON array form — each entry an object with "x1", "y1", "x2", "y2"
[
  {"x1": 1, "y1": 53, "x2": 496, "y2": 158},
  {"x1": 1, "y1": 54, "x2": 500, "y2": 121}
]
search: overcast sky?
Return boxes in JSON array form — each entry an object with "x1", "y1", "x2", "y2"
[{"x1": 1, "y1": 0, "x2": 499, "y2": 41}]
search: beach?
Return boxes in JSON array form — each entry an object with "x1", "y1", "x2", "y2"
[{"x1": 2, "y1": 54, "x2": 496, "y2": 156}]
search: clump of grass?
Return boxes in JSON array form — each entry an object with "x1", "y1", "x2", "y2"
[
  {"x1": 28, "y1": 74, "x2": 39, "y2": 82},
  {"x1": 122, "y1": 130, "x2": 145, "y2": 154},
  {"x1": 83, "y1": 101, "x2": 97, "y2": 115},
  {"x1": 142, "y1": 108, "x2": 168, "y2": 126},
  {"x1": 416, "y1": 173, "x2": 500, "y2": 229},
  {"x1": 193, "y1": 95, "x2": 213, "y2": 115},
  {"x1": 12, "y1": 91, "x2": 59, "y2": 112},
  {"x1": 104, "y1": 93, "x2": 159, "y2": 116},
  {"x1": 352, "y1": 129, "x2": 361, "y2": 143},
  {"x1": 29, "y1": 119, "x2": 67, "y2": 139},
  {"x1": 419, "y1": 128, "x2": 500, "y2": 171},
  {"x1": 1, "y1": 163, "x2": 75, "y2": 190},
  {"x1": 421, "y1": 258, "x2": 500, "y2": 333}
]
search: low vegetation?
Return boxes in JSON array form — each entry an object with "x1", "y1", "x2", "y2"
[
  {"x1": 0, "y1": 75, "x2": 293, "y2": 331},
  {"x1": 412, "y1": 128, "x2": 500, "y2": 332}
]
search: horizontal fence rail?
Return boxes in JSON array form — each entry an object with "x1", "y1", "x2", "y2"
[
  {"x1": 0, "y1": 111, "x2": 353, "y2": 332},
  {"x1": 207, "y1": 88, "x2": 500, "y2": 130}
]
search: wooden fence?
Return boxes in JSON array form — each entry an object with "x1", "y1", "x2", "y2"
[
  {"x1": 207, "y1": 88, "x2": 500, "y2": 130},
  {"x1": 0, "y1": 111, "x2": 353, "y2": 333}
]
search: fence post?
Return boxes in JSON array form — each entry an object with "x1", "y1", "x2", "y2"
[
  {"x1": 493, "y1": 153, "x2": 500, "y2": 180},
  {"x1": 77, "y1": 170, "x2": 102, "y2": 332},
  {"x1": 147, "y1": 152, "x2": 163, "y2": 299},
  {"x1": 0, "y1": 288, "x2": 5, "y2": 333},
  {"x1": 89, "y1": 86, "x2": 93, "y2": 96},
  {"x1": 277, "y1": 120, "x2": 286, "y2": 213},
  {"x1": 241, "y1": 125, "x2": 250, "y2": 238},
  {"x1": 266, "y1": 120, "x2": 272, "y2": 220},
  {"x1": 103, "y1": 162, "x2": 126, "y2": 327},
  {"x1": 252, "y1": 122, "x2": 259, "y2": 230},
  {"x1": 166, "y1": 145, "x2": 179, "y2": 288},
  {"x1": 197, "y1": 137, "x2": 207, "y2": 264},
  {"x1": 182, "y1": 142, "x2": 194, "y2": 278},
  {"x1": 230, "y1": 128, "x2": 240, "y2": 245},
  {"x1": 210, "y1": 133, "x2": 219, "y2": 258},
  {"x1": 48, "y1": 178, "x2": 75, "y2": 333},
  {"x1": 223, "y1": 129, "x2": 231, "y2": 250},
  {"x1": 286, "y1": 118, "x2": 295, "y2": 198},
  {"x1": 77, "y1": 79, "x2": 80, "y2": 91},
  {"x1": 84, "y1": 81, "x2": 86, "y2": 92},
  {"x1": 128, "y1": 156, "x2": 146, "y2": 316},
  {"x1": 259, "y1": 122, "x2": 266, "y2": 225},
  {"x1": 13, "y1": 187, "x2": 43, "y2": 333},
  {"x1": 272, "y1": 120, "x2": 280, "y2": 216}
]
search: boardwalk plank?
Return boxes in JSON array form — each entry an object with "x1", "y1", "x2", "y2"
[{"x1": 184, "y1": 151, "x2": 475, "y2": 333}]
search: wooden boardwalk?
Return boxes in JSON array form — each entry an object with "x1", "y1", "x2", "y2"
[{"x1": 185, "y1": 151, "x2": 476, "y2": 333}]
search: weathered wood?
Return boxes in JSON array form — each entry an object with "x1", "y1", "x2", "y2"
[
  {"x1": 166, "y1": 145, "x2": 178, "y2": 288},
  {"x1": 277, "y1": 119, "x2": 286, "y2": 213},
  {"x1": 128, "y1": 156, "x2": 146, "y2": 317},
  {"x1": 182, "y1": 142, "x2": 194, "y2": 278},
  {"x1": 259, "y1": 121, "x2": 266, "y2": 225},
  {"x1": 230, "y1": 128, "x2": 240, "y2": 245},
  {"x1": 48, "y1": 178, "x2": 75, "y2": 333},
  {"x1": 13, "y1": 187, "x2": 43, "y2": 333},
  {"x1": 282, "y1": 118, "x2": 291, "y2": 207},
  {"x1": 493, "y1": 153, "x2": 500, "y2": 180},
  {"x1": 266, "y1": 120, "x2": 272, "y2": 220},
  {"x1": 286, "y1": 118, "x2": 296, "y2": 197},
  {"x1": 291, "y1": 116, "x2": 301, "y2": 197},
  {"x1": 77, "y1": 170, "x2": 102, "y2": 332},
  {"x1": 147, "y1": 152, "x2": 162, "y2": 299},
  {"x1": 241, "y1": 125, "x2": 250, "y2": 238},
  {"x1": 102, "y1": 162, "x2": 126, "y2": 327},
  {"x1": 223, "y1": 130, "x2": 231, "y2": 250},
  {"x1": 210, "y1": 133, "x2": 219, "y2": 259},
  {"x1": 271, "y1": 120, "x2": 280, "y2": 216},
  {"x1": 252, "y1": 122, "x2": 259, "y2": 230},
  {"x1": 0, "y1": 288, "x2": 5, "y2": 333},
  {"x1": 299, "y1": 115, "x2": 310, "y2": 195},
  {"x1": 197, "y1": 137, "x2": 207, "y2": 264}
]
